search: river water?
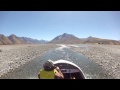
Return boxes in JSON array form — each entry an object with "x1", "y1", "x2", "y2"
[{"x1": 0, "y1": 45, "x2": 114, "y2": 79}]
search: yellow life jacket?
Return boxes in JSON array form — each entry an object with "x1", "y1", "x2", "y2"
[{"x1": 39, "y1": 69, "x2": 58, "y2": 79}]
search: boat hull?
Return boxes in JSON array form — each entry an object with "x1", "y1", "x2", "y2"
[{"x1": 53, "y1": 60, "x2": 86, "y2": 79}]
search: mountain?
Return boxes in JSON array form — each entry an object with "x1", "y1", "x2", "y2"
[
  {"x1": 0, "y1": 33, "x2": 120, "y2": 45},
  {"x1": 19, "y1": 37, "x2": 49, "y2": 44},
  {"x1": 8, "y1": 34, "x2": 25, "y2": 44},
  {"x1": 50, "y1": 33, "x2": 120, "y2": 45},
  {"x1": 0, "y1": 34, "x2": 49, "y2": 45},
  {"x1": 83, "y1": 36, "x2": 120, "y2": 45},
  {"x1": 0, "y1": 34, "x2": 13, "y2": 45},
  {"x1": 50, "y1": 33, "x2": 83, "y2": 44}
]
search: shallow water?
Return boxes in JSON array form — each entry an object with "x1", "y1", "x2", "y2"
[{"x1": 0, "y1": 46, "x2": 114, "y2": 79}]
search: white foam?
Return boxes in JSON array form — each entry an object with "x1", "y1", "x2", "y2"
[
  {"x1": 68, "y1": 45, "x2": 80, "y2": 47},
  {"x1": 55, "y1": 44, "x2": 69, "y2": 51},
  {"x1": 84, "y1": 74, "x2": 92, "y2": 79}
]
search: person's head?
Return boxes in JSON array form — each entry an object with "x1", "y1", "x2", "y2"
[{"x1": 43, "y1": 60, "x2": 55, "y2": 71}]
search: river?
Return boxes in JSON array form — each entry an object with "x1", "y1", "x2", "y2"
[{"x1": 0, "y1": 44, "x2": 114, "y2": 79}]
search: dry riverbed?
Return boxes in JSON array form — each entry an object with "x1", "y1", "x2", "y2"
[
  {"x1": 0, "y1": 44, "x2": 120, "y2": 79},
  {"x1": 70, "y1": 44, "x2": 120, "y2": 79},
  {"x1": 0, "y1": 44, "x2": 58, "y2": 77}
]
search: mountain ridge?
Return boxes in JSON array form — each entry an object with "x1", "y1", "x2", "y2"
[
  {"x1": 0, "y1": 33, "x2": 120, "y2": 45},
  {"x1": 50, "y1": 33, "x2": 83, "y2": 44},
  {"x1": 50, "y1": 33, "x2": 120, "y2": 45},
  {"x1": 0, "y1": 34, "x2": 48, "y2": 45}
]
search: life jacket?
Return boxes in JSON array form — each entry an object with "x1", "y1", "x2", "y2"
[{"x1": 39, "y1": 69, "x2": 58, "y2": 79}]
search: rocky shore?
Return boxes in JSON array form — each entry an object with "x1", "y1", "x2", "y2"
[
  {"x1": 70, "y1": 44, "x2": 120, "y2": 79},
  {"x1": 0, "y1": 44, "x2": 58, "y2": 77},
  {"x1": 0, "y1": 44, "x2": 120, "y2": 79}
]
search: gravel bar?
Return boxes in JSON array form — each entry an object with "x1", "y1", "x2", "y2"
[
  {"x1": 70, "y1": 44, "x2": 120, "y2": 79},
  {"x1": 0, "y1": 44, "x2": 58, "y2": 77}
]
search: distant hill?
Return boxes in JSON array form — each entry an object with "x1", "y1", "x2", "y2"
[
  {"x1": 0, "y1": 34, "x2": 13, "y2": 45},
  {"x1": 83, "y1": 36, "x2": 120, "y2": 45},
  {"x1": 8, "y1": 34, "x2": 25, "y2": 44},
  {"x1": 50, "y1": 33, "x2": 83, "y2": 44},
  {"x1": 50, "y1": 33, "x2": 120, "y2": 45},
  {"x1": 0, "y1": 34, "x2": 48, "y2": 45},
  {"x1": 19, "y1": 37, "x2": 49, "y2": 44},
  {"x1": 0, "y1": 33, "x2": 120, "y2": 45}
]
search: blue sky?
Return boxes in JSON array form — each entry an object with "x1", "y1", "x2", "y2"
[{"x1": 0, "y1": 11, "x2": 120, "y2": 40}]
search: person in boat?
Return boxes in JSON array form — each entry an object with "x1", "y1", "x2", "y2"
[{"x1": 38, "y1": 60, "x2": 64, "y2": 79}]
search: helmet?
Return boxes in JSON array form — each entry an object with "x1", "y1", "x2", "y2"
[{"x1": 43, "y1": 60, "x2": 55, "y2": 70}]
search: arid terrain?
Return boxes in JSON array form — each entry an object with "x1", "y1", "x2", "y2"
[
  {"x1": 0, "y1": 44, "x2": 58, "y2": 77},
  {"x1": 1, "y1": 11, "x2": 120, "y2": 79},
  {"x1": 0, "y1": 32, "x2": 120, "y2": 78},
  {"x1": 0, "y1": 44, "x2": 120, "y2": 79},
  {"x1": 69, "y1": 44, "x2": 120, "y2": 79}
]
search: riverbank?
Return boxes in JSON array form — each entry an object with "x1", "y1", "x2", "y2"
[
  {"x1": 0, "y1": 44, "x2": 58, "y2": 77},
  {"x1": 70, "y1": 44, "x2": 120, "y2": 79}
]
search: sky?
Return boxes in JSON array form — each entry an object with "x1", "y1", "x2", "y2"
[{"x1": 0, "y1": 11, "x2": 120, "y2": 41}]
